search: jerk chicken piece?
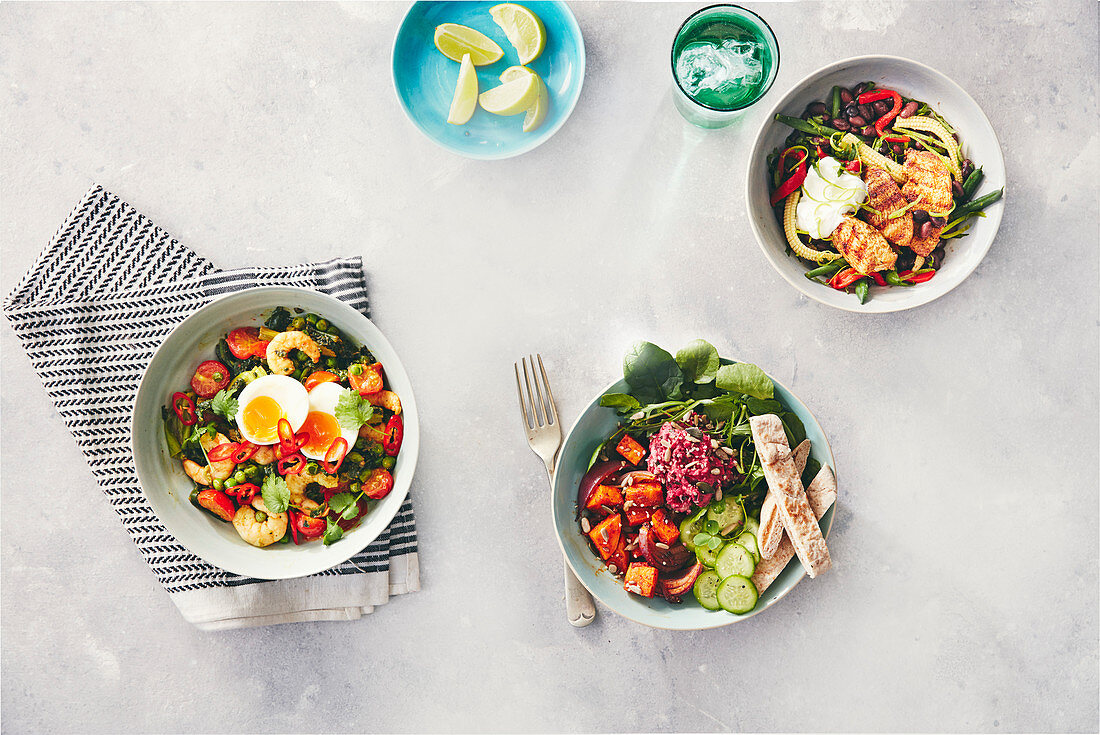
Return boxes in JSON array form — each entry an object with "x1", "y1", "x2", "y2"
[
  {"x1": 902, "y1": 150, "x2": 954, "y2": 256},
  {"x1": 863, "y1": 167, "x2": 913, "y2": 249},
  {"x1": 831, "y1": 215, "x2": 897, "y2": 275}
]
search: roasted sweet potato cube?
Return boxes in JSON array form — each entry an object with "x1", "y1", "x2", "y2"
[
  {"x1": 624, "y1": 504, "x2": 652, "y2": 526},
  {"x1": 585, "y1": 484, "x2": 623, "y2": 512},
  {"x1": 607, "y1": 538, "x2": 628, "y2": 573},
  {"x1": 588, "y1": 514, "x2": 622, "y2": 561},
  {"x1": 623, "y1": 562, "x2": 658, "y2": 598},
  {"x1": 625, "y1": 482, "x2": 664, "y2": 508},
  {"x1": 650, "y1": 508, "x2": 680, "y2": 545},
  {"x1": 615, "y1": 434, "x2": 646, "y2": 465}
]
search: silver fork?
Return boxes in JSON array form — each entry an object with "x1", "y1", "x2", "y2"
[{"x1": 515, "y1": 354, "x2": 596, "y2": 628}]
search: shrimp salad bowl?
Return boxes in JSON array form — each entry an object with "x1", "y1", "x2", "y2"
[{"x1": 132, "y1": 286, "x2": 419, "y2": 579}]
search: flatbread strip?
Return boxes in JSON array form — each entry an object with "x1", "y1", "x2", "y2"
[
  {"x1": 749, "y1": 415, "x2": 831, "y2": 578},
  {"x1": 753, "y1": 465, "x2": 837, "y2": 592},
  {"x1": 757, "y1": 439, "x2": 810, "y2": 559}
]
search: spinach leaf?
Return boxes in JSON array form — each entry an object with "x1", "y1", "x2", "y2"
[
  {"x1": 675, "y1": 339, "x2": 720, "y2": 384},
  {"x1": 715, "y1": 362, "x2": 774, "y2": 400},
  {"x1": 599, "y1": 393, "x2": 642, "y2": 414},
  {"x1": 698, "y1": 395, "x2": 740, "y2": 422},
  {"x1": 623, "y1": 341, "x2": 684, "y2": 404},
  {"x1": 264, "y1": 307, "x2": 291, "y2": 331},
  {"x1": 744, "y1": 396, "x2": 783, "y2": 415},
  {"x1": 802, "y1": 456, "x2": 821, "y2": 485},
  {"x1": 780, "y1": 411, "x2": 807, "y2": 448}
]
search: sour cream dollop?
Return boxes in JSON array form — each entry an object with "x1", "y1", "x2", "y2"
[{"x1": 795, "y1": 156, "x2": 868, "y2": 240}]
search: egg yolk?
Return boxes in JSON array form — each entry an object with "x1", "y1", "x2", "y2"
[
  {"x1": 300, "y1": 411, "x2": 342, "y2": 456},
  {"x1": 242, "y1": 395, "x2": 285, "y2": 443}
]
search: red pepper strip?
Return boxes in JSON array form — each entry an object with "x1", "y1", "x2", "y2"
[
  {"x1": 828, "y1": 268, "x2": 865, "y2": 290},
  {"x1": 206, "y1": 441, "x2": 240, "y2": 462},
  {"x1": 858, "y1": 89, "x2": 902, "y2": 136},
  {"x1": 382, "y1": 415, "x2": 403, "y2": 457},
  {"x1": 882, "y1": 135, "x2": 910, "y2": 143},
  {"x1": 870, "y1": 272, "x2": 887, "y2": 287},
  {"x1": 899, "y1": 269, "x2": 937, "y2": 284},
  {"x1": 171, "y1": 392, "x2": 198, "y2": 426},
  {"x1": 843, "y1": 159, "x2": 861, "y2": 174},
  {"x1": 769, "y1": 148, "x2": 809, "y2": 206},
  {"x1": 278, "y1": 452, "x2": 306, "y2": 475},
  {"x1": 231, "y1": 442, "x2": 259, "y2": 463},
  {"x1": 288, "y1": 510, "x2": 300, "y2": 544},
  {"x1": 323, "y1": 437, "x2": 349, "y2": 474}
]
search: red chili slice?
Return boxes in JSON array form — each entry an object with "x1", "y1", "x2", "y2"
[
  {"x1": 288, "y1": 510, "x2": 300, "y2": 544},
  {"x1": 277, "y1": 419, "x2": 298, "y2": 453},
  {"x1": 322, "y1": 437, "x2": 348, "y2": 474},
  {"x1": 229, "y1": 483, "x2": 259, "y2": 505},
  {"x1": 172, "y1": 392, "x2": 197, "y2": 426},
  {"x1": 278, "y1": 452, "x2": 306, "y2": 475},
  {"x1": 382, "y1": 415, "x2": 403, "y2": 457},
  {"x1": 231, "y1": 442, "x2": 259, "y2": 463},
  {"x1": 190, "y1": 360, "x2": 231, "y2": 398},
  {"x1": 206, "y1": 441, "x2": 240, "y2": 462}
]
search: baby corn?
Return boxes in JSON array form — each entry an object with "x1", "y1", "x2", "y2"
[
  {"x1": 894, "y1": 116, "x2": 963, "y2": 181},
  {"x1": 842, "y1": 133, "x2": 907, "y2": 183},
  {"x1": 784, "y1": 191, "x2": 843, "y2": 264}
]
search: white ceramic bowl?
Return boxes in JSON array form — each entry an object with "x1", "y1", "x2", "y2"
[
  {"x1": 131, "y1": 286, "x2": 419, "y2": 579},
  {"x1": 746, "y1": 55, "x2": 1006, "y2": 313}
]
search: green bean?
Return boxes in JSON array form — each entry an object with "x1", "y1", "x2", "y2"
[
  {"x1": 316, "y1": 319, "x2": 329, "y2": 331},
  {"x1": 829, "y1": 85, "x2": 841, "y2": 118},
  {"x1": 775, "y1": 113, "x2": 831, "y2": 137},
  {"x1": 290, "y1": 317, "x2": 305, "y2": 330},
  {"x1": 278, "y1": 533, "x2": 291, "y2": 544},
  {"x1": 883, "y1": 271, "x2": 912, "y2": 287},
  {"x1": 255, "y1": 511, "x2": 267, "y2": 523},
  {"x1": 954, "y1": 187, "x2": 1003, "y2": 216},
  {"x1": 382, "y1": 456, "x2": 395, "y2": 470},
  {"x1": 306, "y1": 313, "x2": 319, "y2": 325},
  {"x1": 359, "y1": 467, "x2": 374, "y2": 482},
  {"x1": 246, "y1": 464, "x2": 260, "y2": 477},
  {"x1": 961, "y1": 167, "x2": 984, "y2": 200},
  {"x1": 804, "y1": 260, "x2": 847, "y2": 279},
  {"x1": 854, "y1": 279, "x2": 870, "y2": 304},
  {"x1": 347, "y1": 452, "x2": 364, "y2": 465},
  {"x1": 326, "y1": 357, "x2": 337, "y2": 368}
]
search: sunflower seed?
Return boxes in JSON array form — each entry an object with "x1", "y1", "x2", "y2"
[
  {"x1": 623, "y1": 475, "x2": 635, "y2": 487},
  {"x1": 602, "y1": 505, "x2": 614, "y2": 514},
  {"x1": 623, "y1": 500, "x2": 633, "y2": 509},
  {"x1": 607, "y1": 564, "x2": 618, "y2": 574},
  {"x1": 580, "y1": 517, "x2": 591, "y2": 533},
  {"x1": 630, "y1": 411, "x2": 645, "y2": 421},
  {"x1": 710, "y1": 468, "x2": 721, "y2": 475},
  {"x1": 720, "y1": 446, "x2": 736, "y2": 457},
  {"x1": 710, "y1": 439, "x2": 719, "y2": 448},
  {"x1": 664, "y1": 447, "x2": 672, "y2": 463},
  {"x1": 686, "y1": 427, "x2": 704, "y2": 440},
  {"x1": 715, "y1": 488, "x2": 723, "y2": 501},
  {"x1": 721, "y1": 521, "x2": 740, "y2": 535},
  {"x1": 655, "y1": 542, "x2": 669, "y2": 549}
]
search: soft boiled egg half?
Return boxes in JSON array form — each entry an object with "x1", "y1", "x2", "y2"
[
  {"x1": 235, "y1": 375, "x2": 309, "y2": 445},
  {"x1": 298, "y1": 382, "x2": 359, "y2": 460}
]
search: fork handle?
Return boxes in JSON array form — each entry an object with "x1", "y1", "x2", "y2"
[{"x1": 564, "y1": 562, "x2": 596, "y2": 627}]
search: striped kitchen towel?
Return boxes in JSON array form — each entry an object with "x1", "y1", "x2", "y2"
[{"x1": 2, "y1": 185, "x2": 419, "y2": 630}]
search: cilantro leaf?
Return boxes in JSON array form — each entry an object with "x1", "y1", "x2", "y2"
[
  {"x1": 322, "y1": 519, "x2": 344, "y2": 546},
  {"x1": 335, "y1": 388, "x2": 375, "y2": 431},
  {"x1": 210, "y1": 389, "x2": 239, "y2": 421},
  {"x1": 328, "y1": 492, "x2": 355, "y2": 514},
  {"x1": 261, "y1": 473, "x2": 290, "y2": 514}
]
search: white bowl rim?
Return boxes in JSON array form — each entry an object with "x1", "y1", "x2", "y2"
[
  {"x1": 130, "y1": 285, "x2": 419, "y2": 579},
  {"x1": 745, "y1": 53, "x2": 1007, "y2": 313},
  {"x1": 551, "y1": 367, "x2": 837, "y2": 630},
  {"x1": 389, "y1": 0, "x2": 587, "y2": 161}
]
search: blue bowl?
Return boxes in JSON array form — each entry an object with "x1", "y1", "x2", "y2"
[
  {"x1": 552, "y1": 366, "x2": 837, "y2": 630},
  {"x1": 392, "y1": 1, "x2": 585, "y2": 159}
]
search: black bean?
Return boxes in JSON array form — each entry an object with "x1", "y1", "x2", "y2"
[
  {"x1": 879, "y1": 143, "x2": 890, "y2": 155},
  {"x1": 920, "y1": 221, "x2": 934, "y2": 239},
  {"x1": 931, "y1": 216, "x2": 947, "y2": 228},
  {"x1": 912, "y1": 209, "x2": 930, "y2": 223},
  {"x1": 952, "y1": 180, "x2": 965, "y2": 198},
  {"x1": 806, "y1": 101, "x2": 827, "y2": 117},
  {"x1": 849, "y1": 115, "x2": 866, "y2": 127},
  {"x1": 872, "y1": 99, "x2": 891, "y2": 116},
  {"x1": 853, "y1": 82, "x2": 869, "y2": 97},
  {"x1": 839, "y1": 88, "x2": 853, "y2": 104},
  {"x1": 830, "y1": 119, "x2": 851, "y2": 132},
  {"x1": 899, "y1": 101, "x2": 919, "y2": 118},
  {"x1": 962, "y1": 159, "x2": 974, "y2": 178},
  {"x1": 844, "y1": 102, "x2": 858, "y2": 117},
  {"x1": 892, "y1": 144, "x2": 903, "y2": 156},
  {"x1": 862, "y1": 125, "x2": 877, "y2": 136},
  {"x1": 858, "y1": 103, "x2": 874, "y2": 119}
]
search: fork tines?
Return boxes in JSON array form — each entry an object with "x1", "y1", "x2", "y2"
[{"x1": 515, "y1": 353, "x2": 558, "y2": 430}]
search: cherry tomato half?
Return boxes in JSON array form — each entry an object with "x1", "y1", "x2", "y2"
[
  {"x1": 294, "y1": 511, "x2": 326, "y2": 538},
  {"x1": 348, "y1": 363, "x2": 384, "y2": 395},
  {"x1": 225, "y1": 328, "x2": 270, "y2": 360},
  {"x1": 196, "y1": 489, "x2": 236, "y2": 523},
  {"x1": 362, "y1": 468, "x2": 394, "y2": 500},
  {"x1": 190, "y1": 360, "x2": 231, "y2": 398},
  {"x1": 303, "y1": 370, "x2": 340, "y2": 392}
]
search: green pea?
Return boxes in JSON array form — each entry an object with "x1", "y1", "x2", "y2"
[
  {"x1": 350, "y1": 482, "x2": 362, "y2": 493},
  {"x1": 290, "y1": 317, "x2": 305, "y2": 330},
  {"x1": 254, "y1": 511, "x2": 268, "y2": 522},
  {"x1": 316, "y1": 319, "x2": 329, "y2": 331},
  {"x1": 347, "y1": 452, "x2": 364, "y2": 465},
  {"x1": 306, "y1": 461, "x2": 321, "y2": 475},
  {"x1": 327, "y1": 326, "x2": 341, "y2": 337},
  {"x1": 306, "y1": 313, "x2": 319, "y2": 325},
  {"x1": 354, "y1": 436, "x2": 369, "y2": 450},
  {"x1": 382, "y1": 456, "x2": 395, "y2": 470},
  {"x1": 359, "y1": 468, "x2": 373, "y2": 482},
  {"x1": 246, "y1": 464, "x2": 260, "y2": 477},
  {"x1": 349, "y1": 364, "x2": 364, "y2": 376},
  {"x1": 211, "y1": 478, "x2": 224, "y2": 490},
  {"x1": 233, "y1": 470, "x2": 247, "y2": 485},
  {"x1": 326, "y1": 357, "x2": 337, "y2": 368}
]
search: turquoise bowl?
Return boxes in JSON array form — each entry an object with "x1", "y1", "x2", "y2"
[
  {"x1": 551, "y1": 365, "x2": 836, "y2": 630},
  {"x1": 392, "y1": 1, "x2": 585, "y2": 159}
]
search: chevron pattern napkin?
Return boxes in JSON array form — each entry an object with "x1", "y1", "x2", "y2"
[{"x1": 3, "y1": 186, "x2": 419, "y2": 630}]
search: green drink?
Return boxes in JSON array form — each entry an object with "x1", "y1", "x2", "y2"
[{"x1": 672, "y1": 5, "x2": 779, "y2": 128}]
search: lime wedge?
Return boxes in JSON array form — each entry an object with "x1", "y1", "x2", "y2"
[
  {"x1": 447, "y1": 54, "x2": 478, "y2": 125},
  {"x1": 489, "y1": 4, "x2": 546, "y2": 65},
  {"x1": 434, "y1": 23, "x2": 504, "y2": 65},
  {"x1": 499, "y1": 66, "x2": 549, "y2": 132},
  {"x1": 478, "y1": 74, "x2": 538, "y2": 116}
]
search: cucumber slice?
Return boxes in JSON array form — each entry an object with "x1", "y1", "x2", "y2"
[
  {"x1": 743, "y1": 516, "x2": 760, "y2": 537},
  {"x1": 695, "y1": 540, "x2": 723, "y2": 568},
  {"x1": 706, "y1": 498, "x2": 744, "y2": 536},
  {"x1": 693, "y1": 570, "x2": 722, "y2": 610},
  {"x1": 716, "y1": 575, "x2": 759, "y2": 614},
  {"x1": 680, "y1": 508, "x2": 707, "y2": 552},
  {"x1": 735, "y1": 532, "x2": 760, "y2": 562},
  {"x1": 715, "y1": 542, "x2": 755, "y2": 579}
]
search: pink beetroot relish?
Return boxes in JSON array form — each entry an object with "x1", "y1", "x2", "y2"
[{"x1": 646, "y1": 422, "x2": 740, "y2": 513}]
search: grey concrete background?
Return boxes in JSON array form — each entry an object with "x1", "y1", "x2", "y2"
[{"x1": 2, "y1": 1, "x2": 1097, "y2": 732}]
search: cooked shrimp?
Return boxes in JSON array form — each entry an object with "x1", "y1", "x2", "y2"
[
  {"x1": 180, "y1": 432, "x2": 236, "y2": 485},
  {"x1": 266, "y1": 330, "x2": 321, "y2": 376},
  {"x1": 252, "y1": 445, "x2": 276, "y2": 466},
  {"x1": 233, "y1": 497, "x2": 288, "y2": 548},
  {"x1": 365, "y1": 390, "x2": 402, "y2": 415},
  {"x1": 286, "y1": 467, "x2": 337, "y2": 506}
]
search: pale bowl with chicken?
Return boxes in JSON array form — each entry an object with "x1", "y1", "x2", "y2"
[{"x1": 747, "y1": 55, "x2": 1005, "y2": 313}]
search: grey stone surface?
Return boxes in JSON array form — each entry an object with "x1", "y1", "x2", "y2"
[{"x1": 1, "y1": 1, "x2": 1097, "y2": 732}]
